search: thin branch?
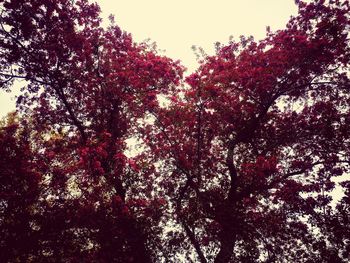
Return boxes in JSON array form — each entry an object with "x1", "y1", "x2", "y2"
[
  {"x1": 196, "y1": 85, "x2": 204, "y2": 185},
  {"x1": 53, "y1": 84, "x2": 87, "y2": 143},
  {"x1": 226, "y1": 140, "x2": 238, "y2": 202},
  {"x1": 182, "y1": 221, "x2": 208, "y2": 263},
  {"x1": 149, "y1": 109, "x2": 193, "y2": 179},
  {"x1": 175, "y1": 178, "x2": 208, "y2": 263},
  {"x1": 0, "y1": 72, "x2": 50, "y2": 86},
  {"x1": 238, "y1": 159, "x2": 350, "y2": 200}
]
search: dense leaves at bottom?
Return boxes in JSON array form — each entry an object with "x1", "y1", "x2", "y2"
[{"x1": 0, "y1": 0, "x2": 349, "y2": 262}]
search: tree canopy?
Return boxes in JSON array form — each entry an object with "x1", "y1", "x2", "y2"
[{"x1": 0, "y1": 0, "x2": 349, "y2": 262}]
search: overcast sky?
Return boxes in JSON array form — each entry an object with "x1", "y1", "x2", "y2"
[
  {"x1": 0, "y1": 0, "x2": 298, "y2": 117},
  {"x1": 98, "y1": 0, "x2": 298, "y2": 72}
]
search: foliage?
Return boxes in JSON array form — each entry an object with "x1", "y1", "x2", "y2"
[{"x1": 0, "y1": 0, "x2": 349, "y2": 262}]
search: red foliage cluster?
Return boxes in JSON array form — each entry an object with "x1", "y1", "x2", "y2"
[{"x1": 0, "y1": 0, "x2": 349, "y2": 262}]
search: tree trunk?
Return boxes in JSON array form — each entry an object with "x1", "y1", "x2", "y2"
[{"x1": 214, "y1": 229, "x2": 236, "y2": 263}]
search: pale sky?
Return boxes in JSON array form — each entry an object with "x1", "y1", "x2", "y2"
[
  {"x1": 0, "y1": 0, "x2": 298, "y2": 117},
  {"x1": 99, "y1": 0, "x2": 298, "y2": 72}
]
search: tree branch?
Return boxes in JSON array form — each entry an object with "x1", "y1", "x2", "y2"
[
  {"x1": 182, "y1": 221, "x2": 208, "y2": 263},
  {"x1": 175, "y1": 179, "x2": 208, "y2": 263},
  {"x1": 226, "y1": 140, "x2": 238, "y2": 202},
  {"x1": 53, "y1": 84, "x2": 87, "y2": 143},
  {"x1": 196, "y1": 85, "x2": 204, "y2": 184},
  {"x1": 0, "y1": 72, "x2": 50, "y2": 86}
]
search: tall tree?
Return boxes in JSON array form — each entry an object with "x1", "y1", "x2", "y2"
[
  {"x1": 142, "y1": 0, "x2": 350, "y2": 262},
  {"x1": 0, "y1": 0, "x2": 183, "y2": 262}
]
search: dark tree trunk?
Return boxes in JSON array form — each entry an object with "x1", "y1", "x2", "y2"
[
  {"x1": 214, "y1": 231, "x2": 236, "y2": 263},
  {"x1": 123, "y1": 217, "x2": 153, "y2": 263}
]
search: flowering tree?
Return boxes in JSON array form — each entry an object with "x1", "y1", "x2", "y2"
[
  {"x1": 0, "y1": 0, "x2": 349, "y2": 262},
  {"x1": 142, "y1": 0, "x2": 350, "y2": 262},
  {"x1": 0, "y1": 0, "x2": 183, "y2": 262}
]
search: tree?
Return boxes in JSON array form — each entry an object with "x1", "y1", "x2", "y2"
[
  {"x1": 141, "y1": 0, "x2": 350, "y2": 262},
  {"x1": 0, "y1": 0, "x2": 349, "y2": 262},
  {"x1": 0, "y1": 113, "x2": 44, "y2": 262},
  {"x1": 0, "y1": 0, "x2": 183, "y2": 262}
]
